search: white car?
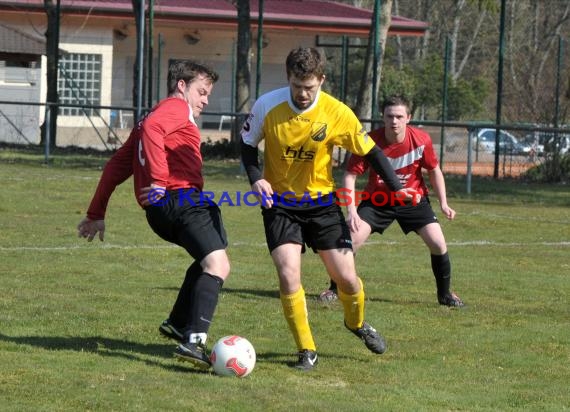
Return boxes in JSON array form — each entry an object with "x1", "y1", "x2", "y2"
[
  {"x1": 524, "y1": 129, "x2": 570, "y2": 156},
  {"x1": 538, "y1": 133, "x2": 570, "y2": 155},
  {"x1": 475, "y1": 128, "x2": 531, "y2": 155}
]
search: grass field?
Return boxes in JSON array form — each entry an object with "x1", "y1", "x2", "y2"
[{"x1": 1, "y1": 148, "x2": 569, "y2": 411}]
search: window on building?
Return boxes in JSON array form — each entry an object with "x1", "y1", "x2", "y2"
[
  {"x1": 58, "y1": 53, "x2": 102, "y2": 116},
  {"x1": 0, "y1": 54, "x2": 40, "y2": 84}
]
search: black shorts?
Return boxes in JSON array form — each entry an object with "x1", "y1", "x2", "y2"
[
  {"x1": 261, "y1": 202, "x2": 352, "y2": 253},
  {"x1": 357, "y1": 196, "x2": 439, "y2": 235},
  {"x1": 145, "y1": 189, "x2": 228, "y2": 261}
]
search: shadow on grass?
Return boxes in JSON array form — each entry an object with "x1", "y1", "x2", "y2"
[
  {"x1": 0, "y1": 332, "x2": 330, "y2": 370},
  {"x1": 216, "y1": 286, "x2": 434, "y2": 307},
  {"x1": 155, "y1": 286, "x2": 281, "y2": 299},
  {"x1": 258, "y1": 350, "x2": 363, "y2": 366},
  {"x1": 0, "y1": 333, "x2": 209, "y2": 374},
  {"x1": 222, "y1": 287, "x2": 280, "y2": 299},
  {"x1": 221, "y1": 286, "x2": 425, "y2": 306}
]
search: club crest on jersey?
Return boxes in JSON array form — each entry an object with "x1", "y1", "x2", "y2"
[{"x1": 311, "y1": 122, "x2": 327, "y2": 142}]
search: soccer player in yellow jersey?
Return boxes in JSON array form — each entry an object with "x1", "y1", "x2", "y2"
[{"x1": 240, "y1": 47, "x2": 413, "y2": 371}]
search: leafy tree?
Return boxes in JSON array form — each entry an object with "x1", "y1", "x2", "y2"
[
  {"x1": 379, "y1": 64, "x2": 416, "y2": 107},
  {"x1": 447, "y1": 77, "x2": 489, "y2": 120},
  {"x1": 411, "y1": 54, "x2": 445, "y2": 117}
]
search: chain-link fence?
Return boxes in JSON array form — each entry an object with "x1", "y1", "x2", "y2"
[
  {"x1": 434, "y1": 123, "x2": 569, "y2": 179},
  {"x1": 0, "y1": 100, "x2": 235, "y2": 152},
  {"x1": 2, "y1": 99, "x2": 569, "y2": 181}
]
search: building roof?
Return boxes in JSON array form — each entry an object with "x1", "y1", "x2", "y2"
[
  {"x1": 0, "y1": 22, "x2": 46, "y2": 54},
  {"x1": 0, "y1": 0, "x2": 428, "y2": 37}
]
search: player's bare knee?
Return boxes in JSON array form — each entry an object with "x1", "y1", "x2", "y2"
[
  {"x1": 428, "y1": 244, "x2": 447, "y2": 255},
  {"x1": 335, "y1": 275, "x2": 360, "y2": 295}
]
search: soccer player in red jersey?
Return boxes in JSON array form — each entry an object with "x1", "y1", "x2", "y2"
[
  {"x1": 319, "y1": 95, "x2": 464, "y2": 308},
  {"x1": 77, "y1": 61, "x2": 230, "y2": 369}
]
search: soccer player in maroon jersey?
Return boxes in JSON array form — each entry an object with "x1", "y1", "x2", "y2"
[
  {"x1": 77, "y1": 61, "x2": 230, "y2": 369},
  {"x1": 318, "y1": 95, "x2": 464, "y2": 308}
]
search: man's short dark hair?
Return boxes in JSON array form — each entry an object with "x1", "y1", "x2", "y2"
[
  {"x1": 380, "y1": 95, "x2": 412, "y2": 115},
  {"x1": 285, "y1": 47, "x2": 325, "y2": 80},
  {"x1": 167, "y1": 61, "x2": 219, "y2": 95}
]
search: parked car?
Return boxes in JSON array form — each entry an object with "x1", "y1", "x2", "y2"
[
  {"x1": 524, "y1": 131, "x2": 570, "y2": 156},
  {"x1": 520, "y1": 134, "x2": 544, "y2": 156},
  {"x1": 475, "y1": 128, "x2": 531, "y2": 155}
]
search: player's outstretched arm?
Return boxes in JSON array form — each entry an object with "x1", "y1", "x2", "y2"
[
  {"x1": 77, "y1": 217, "x2": 105, "y2": 242},
  {"x1": 364, "y1": 146, "x2": 403, "y2": 192},
  {"x1": 428, "y1": 166, "x2": 455, "y2": 220}
]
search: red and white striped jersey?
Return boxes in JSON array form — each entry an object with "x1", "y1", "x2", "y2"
[{"x1": 346, "y1": 126, "x2": 438, "y2": 197}]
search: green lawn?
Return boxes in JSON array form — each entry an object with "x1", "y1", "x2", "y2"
[{"x1": 0, "y1": 149, "x2": 569, "y2": 411}]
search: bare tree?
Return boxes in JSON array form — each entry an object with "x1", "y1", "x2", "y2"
[
  {"x1": 354, "y1": 0, "x2": 392, "y2": 123},
  {"x1": 393, "y1": 0, "x2": 404, "y2": 69},
  {"x1": 416, "y1": 0, "x2": 433, "y2": 60},
  {"x1": 449, "y1": 0, "x2": 489, "y2": 80},
  {"x1": 505, "y1": 0, "x2": 570, "y2": 122}
]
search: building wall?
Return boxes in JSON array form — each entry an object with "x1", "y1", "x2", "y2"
[
  {"x1": 111, "y1": 22, "x2": 318, "y2": 108},
  {"x1": 57, "y1": 16, "x2": 114, "y2": 128},
  {"x1": 0, "y1": 12, "x2": 333, "y2": 147},
  {"x1": 0, "y1": 65, "x2": 41, "y2": 144}
]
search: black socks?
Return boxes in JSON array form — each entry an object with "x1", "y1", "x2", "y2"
[
  {"x1": 187, "y1": 272, "x2": 224, "y2": 335},
  {"x1": 431, "y1": 252, "x2": 451, "y2": 297}
]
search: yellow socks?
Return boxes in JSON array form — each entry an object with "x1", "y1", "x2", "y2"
[
  {"x1": 280, "y1": 286, "x2": 316, "y2": 351},
  {"x1": 338, "y1": 277, "x2": 365, "y2": 330}
]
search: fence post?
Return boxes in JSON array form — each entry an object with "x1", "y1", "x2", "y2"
[
  {"x1": 494, "y1": 0, "x2": 507, "y2": 179},
  {"x1": 466, "y1": 128, "x2": 473, "y2": 194},
  {"x1": 440, "y1": 36, "x2": 450, "y2": 169},
  {"x1": 44, "y1": 104, "x2": 51, "y2": 165}
]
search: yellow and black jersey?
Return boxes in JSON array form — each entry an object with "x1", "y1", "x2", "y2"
[{"x1": 241, "y1": 87, "x2": 375, "y2": 200}]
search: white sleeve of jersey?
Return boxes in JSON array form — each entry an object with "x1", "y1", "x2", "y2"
[{"x1": 240, "y1": 99, "x2": 265, "y2": 147}]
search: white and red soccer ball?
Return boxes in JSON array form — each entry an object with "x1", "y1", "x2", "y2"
[{"x1": 210, "y1": 335, "x2": 256, "y2": 377}]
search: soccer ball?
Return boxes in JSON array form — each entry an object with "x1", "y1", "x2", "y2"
[{"x1": 210, "y1": 335, "x2": 256, "y2": 377}]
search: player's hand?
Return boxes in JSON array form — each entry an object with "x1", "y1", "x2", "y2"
[
  {"x1": 138, "y1": 184, "x2": 167, "y2": 207},
  {"x1": 345, "y1": 208, "x2": 363, "y2": 233},
  {"x1": 395, "y1": 188, "x2": 421, "y2": 205},
  {"x1": 251, "y1": 179, "x2": 274, "y2": 208},
  {"x1": 441, "y1": 204, "x2": 456, "y2": 220},
  {"x1": 77, "y1": 217, "x2": 105, "y2": 242}
]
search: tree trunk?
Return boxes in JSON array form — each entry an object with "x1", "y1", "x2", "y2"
[
  {"x1": 354, "y1": 0, "x2": 392, "y2": 125},
  {"x1": 233, "y1": 0, "x2": 252, "y2": 142},
  {"x1": 40, "y1": 0, "x2": 59, "y2": 148},
  {"x1": 132, "y1": 0, "x2": 145, "y2": 122},
  {"x1": 449, "y1": 0, "x2": 466, "y2": 79},
  {"x1": 393, "y1": 0, "x2": 404, "y2": 70}
]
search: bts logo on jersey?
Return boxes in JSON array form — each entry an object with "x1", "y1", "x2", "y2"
[{"x1": 282, "y1": 145, "x2": 315, "y2": 161}]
